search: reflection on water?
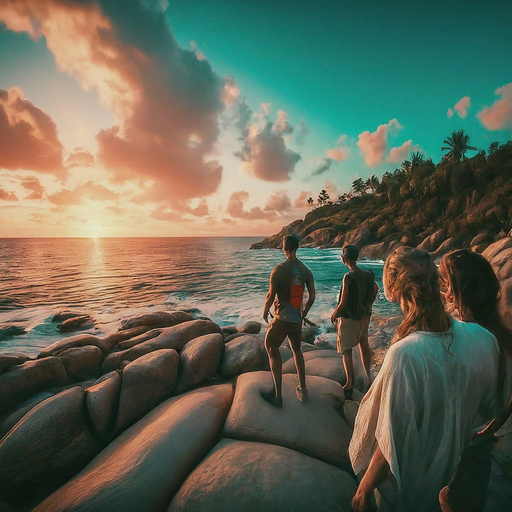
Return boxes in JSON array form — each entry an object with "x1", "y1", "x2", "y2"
[{"x1": 0, "y1": 237, "x2": 401, "y2": 354}]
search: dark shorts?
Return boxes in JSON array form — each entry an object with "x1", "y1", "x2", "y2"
[{"x1": 265, "y1": 318, "x2": 301, "y2": 347}]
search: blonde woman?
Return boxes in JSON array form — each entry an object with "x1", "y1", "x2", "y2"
[{"x1": 349, "y1": 247, "x2": 499, "y2": 512}]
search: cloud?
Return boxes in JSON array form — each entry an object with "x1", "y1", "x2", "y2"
[
  {"x1": 47, "y1": 180, "x2": 118, "y2": 206},
  {"x1": 0, "y1": 187, "x2": 18, "y2": 201},
  {"x1": 387, "y1": 140, "x2": 413, "y2": 164},
  {"x1": 478, "y1": 82, "x2": 512, "y2": 131},
  {"x1": 273, "y1": 110, "x2": 293, "y2": 136},
  {"x1": 20, "y1": 176, "x2": 45, "y2": 199},
  {"x1": 294, "y1": 190, "x2": 313, "y2": 209},
  {"x1": 0, "y1": 88, "x2": 67, "y2": 179},
  {"x1": 357, "y1": 119, "x2": 402, "y2": 168},
  {"x1": 236, "y1": 121, "x2": 300, "y2": 182},
  {"x1": 227, "y1": 191, "x2": 276, "y2": 220},
  {"x1": 67, "y1": 148, "x2": 95, "y2": 168},
  {"x1": 222, "y1": 77, "x2": 240, "y2": 106},
  {"x1": 324, "y1": 181, "x2": 339, "y2": 200},
  {"x1": 311, "y1": 158, "x2": 333, "y2": 176},
  {"x1": 326, "y1": 134, "x2": 349, "y2": 162},
  {"x1": 264, "y1": 191, "x2": 292, "y2": 212},
  {"x1": 150, "y1": 206, "x2": 184, "y2": 222},
  {"x1": 0, "y1": 0, "x2": 225, "y2": 204},
  {"x1": 186, "y1": 199, "x2": 209, "y2": 217},
  {"x1": 447, "y1": 96, "x2": 471, "y2": 119},
  {"x1": 295, "y1": 121, "x2": 309, "y2": 146}
]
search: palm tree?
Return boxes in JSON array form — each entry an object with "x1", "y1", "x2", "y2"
[
  {"x1": 442, "y1": 130, "x2": 477, "y2": 162},
  {"x1": 368, "y1": 175, "x2": 379, "y2": 194},
  {"x1": 317, "y1": 189, "x2": 330, "y2": 205},
  {"x1": 307, "y1": 197, "x2": 314, "y2": 208},
  {"x1": 351, "y1": 178, "x2": 366, "y2": 195}
]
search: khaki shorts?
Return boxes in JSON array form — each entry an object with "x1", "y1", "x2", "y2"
[{"x1": 336, "y1": 316, "x2": 370, "y2": 353}]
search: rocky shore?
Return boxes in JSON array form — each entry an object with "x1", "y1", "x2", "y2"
[{"x1": 0, "y1": 239, "x2": 511, "y2": 511}]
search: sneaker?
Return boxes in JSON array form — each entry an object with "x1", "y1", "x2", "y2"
[
  {"x1": 296, "y1": 386, "x2": 308, "y2": 402},
  {"x1": 260, "y1": 389, "x2": 283, "y2": 408}
]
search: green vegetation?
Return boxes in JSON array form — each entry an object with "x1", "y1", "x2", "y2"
[{"x1": 252, "y1": 132, "x2": 512, "y2": 251}]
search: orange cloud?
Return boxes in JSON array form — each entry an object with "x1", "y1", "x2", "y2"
[
  {"x1": 357, "y1": 119, "x2": 402, "y2": 168},
  {"x1": 20, "y1": 176, "x2": 45, "y2": 199},
  {"x1": 0, "y1": 187, "x2": 18, "y2": 201},
  {"x1": 227, "y1": 191, "x2": 277, "y2": 220},
  {"x1": 47, "y1": 180, "x2": 118, "y2": 206},
  {"x1": 294, "y1": 190, "x2": 313, "y2": 209},
  {"x1": 478, "y1": 82, "x2": 512, "y2": 131},
  {"x1": 326, "y1": 135, "x2": 349, "y2": 162},
  {"x1": 264, "y1": 191, "x2": 292, "y2": 212},
  {"x1": 387, "y1": 140, "x2": 413, "y2": 164},
  {"x1": 0, "y1": 0, "x2": 225, "y2": 204},
  {"x1": 67, "y1": 148, "x2": 95, "y2": 168},
  {"x1": 0, "y1": 88, "x2": 66, "y2": 179}
]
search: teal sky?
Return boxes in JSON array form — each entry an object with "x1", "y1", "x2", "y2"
[{"x1": 0, "y1": 0, "x2": 511, "y2": 237}]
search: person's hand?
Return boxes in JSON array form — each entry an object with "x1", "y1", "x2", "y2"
[
  {"x1": 331, "y1": 310, "x2": 338, "y2": 326},
  {"x1": 351, "y1": 488, "x2": 374, "y2": 512},
  {"x1": 263, "y1": 311, "x2": 269, "y2": 324}
]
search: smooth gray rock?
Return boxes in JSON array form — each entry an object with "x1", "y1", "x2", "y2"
[
  {"x1": 174, "y1": 333, "x2": 224, "y2": 395},
  {"x1": 0, "y1": 387, "x2": 97, "y2": 492},
  {"x1": 221, "y1": 335, "x2": 264, "y2": 378},
  {"x1": 168, "y1": 439, "x2": 357, "y2": 512},
  {"x1": 101, "y1": 320, "x2": 221, "y2": 373},
  {"x1": 224, "y1": 371, "x2": 352, "y2": 470},
  {"x1": 115, "y1": 349, "x2": 179, "y2": 432},
  {"x1": 120, "y1": 311, "x2": 193, "y2": 330},
  {"x1": 59, "y1": 346, "x2": 103, "y2": 381},
  {"x1": 34, "y1": 385, "x2": 234, "y2": 512},
  {"x1": 0, "y1": 357, "x2": 67, "y2": 412}
]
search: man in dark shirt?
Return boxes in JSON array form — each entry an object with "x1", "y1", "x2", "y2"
[
  {"x1": 261, "y1": 235, "x2": 316, "y2": 407},
  {"x1": 331, "y1": 244, "x2": 378, "y2": 398}
]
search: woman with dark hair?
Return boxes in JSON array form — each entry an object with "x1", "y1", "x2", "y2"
[{"x1": 349, "y1": 247, "x2": 499, "y2": 512}]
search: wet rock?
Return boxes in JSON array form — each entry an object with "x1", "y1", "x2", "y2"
[
  {"x1": 0, "y1": 387, "x2": 97, "y2": 493},
  {"x1": 0, "y1": 326, "x2": 26, "y2": 342},
  {"x1": 99, "y1": 326, "x2": 153, "y2": 353},
  {"x1": 58, "y1": 315, "x2": 94, "y2": 333},
  {"x1": 168, "y1": 439, "x2": 357, "y2": 512},
  {"x1": 417, "y1": 228, "x2": 446, "y2": 252},
  {"x1": 38, "y1": 333, "x2": 106, "y2": 358},
  {"x1": 101, "y1": 320, "x2": 221, "y2": 372},
  {"x1": 221, "y1": 325, "x2": 238, "y2": 336},
  {"x1": 59, "y1": 346, "x2": 103, "y2": 381},
  {"x1": 85, "y1": 371, "x2": 122, "y2": 439},
  {"x1": 115, "y1": 349, "x2": 179, "y2": 432},
  {"x1": 224, "y1": 371, "x2": 352, "y2": 470},
  {"x1": 174, "y1": 334, "x2": 224, "y2": 395},
  {"x1": 120, "y1": 311, "x2": 193, "y2": 330},
  {"x1": 239, "y1": 321, "x2": 262, "y2": 334},
  {"x1": 114, "y1": 328, "x2": 162, "y2": 352},
  {"x1": 0, "y1": 357, "x2": 67, "y2": 413},
  {"x1": 52, "y1": 311, "x2": 79, "y2": 323},
  {"x1": 221, "y1": 335, "x2": 264, "y2": 378},
  {"x1": 34, "y1": 385, "x2": 234, "y2": 512}
]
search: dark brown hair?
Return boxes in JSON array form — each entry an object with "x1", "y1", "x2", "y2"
[
  {"x1": 283, "y1": 235, "x2": 300, "y2": 253},
  {"x1": 384, "y1": 246, "x2": 452, "y2": 343}
]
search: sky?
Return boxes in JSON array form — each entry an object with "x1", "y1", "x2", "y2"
[{"x1": 0, "y1": 0, "x2": 511, "y2": 237}]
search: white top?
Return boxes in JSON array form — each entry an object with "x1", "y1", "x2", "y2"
[{"x1": 349, "y1": 319, "x2": 499, "y2": 512}]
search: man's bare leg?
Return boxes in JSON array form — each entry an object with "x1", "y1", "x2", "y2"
[
  {"x1": 289, "y1": 329, "x2": 306, "y2": 395},
  {"x1": 263, "y1": 329, "x2": 285, "y2": 405},
  {"x1": 342, "y1": 348, "x2": 354, "y2": 398},
  {"x1": 358, "y1": 316, "x2": 372, "y2": 390}
]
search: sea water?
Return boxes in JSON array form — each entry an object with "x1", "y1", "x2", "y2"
[{"x1": 0, "y1": 237, "x2": 400, "y2": 356}]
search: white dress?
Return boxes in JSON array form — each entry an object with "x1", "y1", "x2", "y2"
[{"x1": 349, "y1": 319, "x2": 499, "y2": 512}]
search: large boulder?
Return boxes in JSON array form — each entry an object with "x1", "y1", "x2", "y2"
[
  {"x1": 348, "y1": 226, "x2": 371, "y2": 249},
  {"x1": 114, "y1": 328, "x2": 163, "y2": 351},
  {"x1": 34, "y1": 385, "x2": 234, "y2": 512},
  {"x1": 0, "y1": 387, "x2": 97, "y2": 494},
  {"x1": 279, "y1": 341, "x2": 318, "y2": 364},
  {"x1": 38, "y1": 334, "x2": 106, "y2": 358},
  {"x1": 58, "y1": 315, "x2": 94, "y2": 333},
  {"x1": 0, "y1": 357, "x2": 67, "y2": 413},
  {"x1": 221, "y1": 325, "x2": 238, "y2": 336},
  {"x1": 99, "y1": 326, "x2": 153, "y2": 353},
  {"x1": 174, "y1": 333, "x2": 224, "y2": 395},
  {"x1": 59, "y1": 346, "x2": 103, "y2": 381},
  {"x1": 223, "y1": 371, "x2": 352, "y2": 470},
  {"x1": 0, "y1": 354, "x2": 29, "y2": 376},
  {"x1": 85, "y1": 371, "x2": 122, "y2": 439},
  {"x1": 302, "y1": 227, "x2": 339, "y2": 248},
  {"x1": 221, "y1": 335, "x2": 264, "y2": 378},
  {"x1": 115, "y1": 349, "x2": 179, "y2": 432},
  {"x1": 417, "y1": 228, "x2": 446, "y2": 252},
  {"x1": 101, "y1": 320, "x2": 221, "y2": 372},
  {"x1": 168, "y1": 439, "x2": 357, "y2": 512},
  {"x1": 239, "y1": 321, "x2": 262, "y2": 335},
  {"x1": 120, "y1": 311, "x2": 193, "y2": 330},
  {"x1": 431, "y1": 237, "x2": 463, "y2": 259}
]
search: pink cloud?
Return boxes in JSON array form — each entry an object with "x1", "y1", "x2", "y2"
[
  {"x1": 0, "y1": 0, "x2": 225, "y2": 204},
  {"x1": 324, "y1": 181, "x2": 339, "y2": 200},
  {"x1": 326, "y1": 134, "x2": 349, "y2": 162},
  {"x1": 273, "y1": 110, "x2": 293, "y2": 136},
  {"x1": 227, "y1": 191, "x2": 276, "y2": 220},
  {"x1": 20, "y1": 176, "x2": 45, "y2": 199},
  {"x1": 387, "y1": 140, "x2": 413, "y2": 164},
  {"x1": 357, "y1": 119, "x2": 402, "y2": 168},
  {"x1": 264, "y1": 191, "x2": 292, "y2": 212},
  {"x1": 447, "y1": 96, "x2": 471, "y2": 119},
  {"x1": 478, "y1": 82, "x2": 512, "y2": 131},
  {"x1": 47, "y1": 180, "x2": 118, "y2": 206},
  {"x1": 0, "y1": 187, "x2": 18, "y2": 201},
  {"x1": 0, "y1": 88, "x2": 67, "y2": 179},
  {"x1": 67, "y1": 148, "x2": 95, "y2": 168},
  {"x1": 294, "y1": 190, "x2": 313, "y2": 209}
]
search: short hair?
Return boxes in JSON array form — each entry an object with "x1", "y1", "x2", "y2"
[
  {"x1": 343, "y1": 244, "x2": 359, "y2": 261},
  {"x1": 283, "y1": 235, "x2": 300, "y2": 253}
]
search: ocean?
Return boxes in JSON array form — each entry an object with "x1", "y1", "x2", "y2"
[{"x1": 0, "y1": 237, "x2": 400, "y2": 356}]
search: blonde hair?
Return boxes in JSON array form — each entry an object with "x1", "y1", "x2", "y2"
[{"x1": 384, "y1": 246, "x2": 451, "y2": 343}]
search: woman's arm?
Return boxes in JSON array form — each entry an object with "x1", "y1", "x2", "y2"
[{"x1": 351, "y1": 443, "x2": 390, "y2": 512}]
